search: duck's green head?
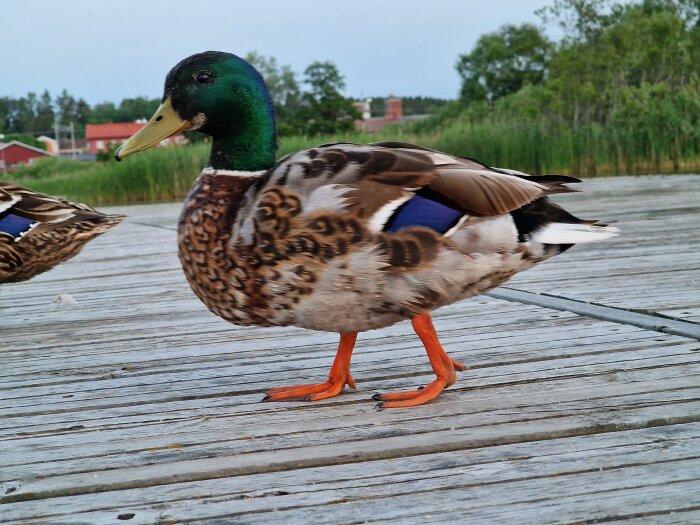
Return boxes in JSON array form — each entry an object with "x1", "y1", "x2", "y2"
[{"x1": 116, "y1": 51, "x2": 277, "y2": 171}]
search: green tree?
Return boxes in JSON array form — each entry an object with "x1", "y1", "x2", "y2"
[
  {"x1": 56, "y1": 90, "x2": 76, "y2": 124},
  {"x1": 74, "y1": 99, "x2": 91, "y2": 126},
  {"x1": 0, "y1": 97, "x2": 12, "y2": 133},
  {"x1": 90, "y1": 102, "x2": 118, "y2": 123},
  {"x1": 542, "y1": 0, "x2": 699, "y2": 126},
  {"x1": 118, "y1": 97, "x2": 160, "y2": 121},
  {"x1": 301, "y1": 61, "x2": 359, "y2": 135},
  {"x1": 56, "y1": 89, "x2": 91, "y2": 126},
  {"x1": 537, "y1": 0, "x2": 621, "y2": 44},
  {"x1": 456, "y1": 24, "x2": 552, "y2": 103},
  {"x1": 88, "y1": 97, "x2": 159, "y2": 124},
  {"x1": 14, "y1": 92, "x2": 38, "y2": 133},
  {"x1": 35, "y1": 90, "x2": 55, "y2": 133}
]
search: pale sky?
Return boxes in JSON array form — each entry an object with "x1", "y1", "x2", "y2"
[{"x1": 2, "y1": 0, "x2": 546, "y2": 103}]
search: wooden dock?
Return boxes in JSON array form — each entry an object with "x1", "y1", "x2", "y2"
[{"x1": 1, "y1": 175, "x2": 699, "y2": 524}]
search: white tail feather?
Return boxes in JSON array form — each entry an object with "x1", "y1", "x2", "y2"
[{"x1": 533, "y1": 223, "x2": 619, "y2": 244}]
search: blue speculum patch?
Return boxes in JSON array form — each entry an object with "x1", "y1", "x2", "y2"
[
  {"x1": 384, "y1": 195, "x2": 463, "y2": 234},
  {"x1": 0, "y1": 212, "x2": 37, "y2": 238}
]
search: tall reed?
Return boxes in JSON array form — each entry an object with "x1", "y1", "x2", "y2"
[{"x1": 8, "y1": 116, "x2": 700, "y2": 205}]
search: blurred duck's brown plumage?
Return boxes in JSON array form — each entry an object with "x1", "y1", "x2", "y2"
[{"x1": 0, "y1": 182, "x2": 124, "y2": 283}]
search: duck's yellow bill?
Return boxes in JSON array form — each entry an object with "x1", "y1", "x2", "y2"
[{"x1": 115, "y1": 97, "x2": 192, "y2": 161}]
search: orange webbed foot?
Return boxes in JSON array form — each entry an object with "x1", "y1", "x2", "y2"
[
  {"x1": 262, "y1": 333, "x2": 357, "y2": 403},
  {"x1": 263, "y1": 373, "x2": 356, "y2": 401},
  {"x1": 373, "y1": 378, "x2": 448, "y2": 408},
  {"x1": 373, "y1": 313, "x2": 465, "y2": 409}
]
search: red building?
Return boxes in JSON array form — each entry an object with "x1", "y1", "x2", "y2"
[
  {"x1": 354, "y1": 97, "x2": 404, "y2": 132},
  {"x1": 0, "y1": 141, "x2": 52, "y2": 171},
  {"x1": 86, "y1": 122, "x2": 185, "y2": 154}
]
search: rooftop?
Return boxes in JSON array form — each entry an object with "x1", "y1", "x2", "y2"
[
  {"x1": 85, "y1": 122, "x2": 145, "y2": 140},
  {"x1": 0, "y1": 140, "x2": 51, "y2": 155}
]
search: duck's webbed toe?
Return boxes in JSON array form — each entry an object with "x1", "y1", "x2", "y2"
[{"x1": 262, "y1": 333, "x2": 358, "y2": 402}]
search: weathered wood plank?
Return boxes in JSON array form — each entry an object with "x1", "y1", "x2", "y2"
[
  {"x1": 1, "y1": 334, "x2": 695, "y2": 422},
  {"x1": 7, "y1": 349, "x2": 694, "y2": 477},
  {"x1": 2, "y1": 336, "x2": 695, "y2": 438},
  {"x1": 0, "y1": 329, "x2": 678, "y2": 407},
  {"x1": 3, "y1": 358, "x2": 700, "y2": 494},
  {"x1": 1, "y1": 174, "x2": 699, "y2": 523},
  {"x1": 3, "y1": 428, "x2": 700, "y2": 523},
  {"x1": 4, "y1": 383, "x2": 699, "y2": 485},
  {"x1": 1, "y1": 422, "x2": 696, "y2": 523},
  {"x1": 0, "y1": 313, "x2": 658, "y2": 379}
]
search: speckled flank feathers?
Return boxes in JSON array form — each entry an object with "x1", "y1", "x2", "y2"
[
  {"x1": 177, "y1": 142, "x2": 617, "y2": 333},
  {"x1": 0, "y1": 182, "x2": 125, "y2": 283}
]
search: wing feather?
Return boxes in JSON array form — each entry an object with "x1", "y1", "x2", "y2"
[
  {"x1": 253, "y1": 142, "x2": 589, "y2": 249},
  {"x1": 268, "y1": 143, "x2": 555, "y2": 220},
  {"x1": 0, "y1": 181, "x2": 107, "y2": 224}
]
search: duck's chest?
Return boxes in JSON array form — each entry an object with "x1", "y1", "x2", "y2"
[{"x1": 177, "y1": 172, "x2": 276, "y2": 327}]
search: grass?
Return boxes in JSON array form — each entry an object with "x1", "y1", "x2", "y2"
[
  {"x1": 8, "y1": 118, "x2": 700, "y2": 206},
  {"x1": 10, "y1": 143, "x2": 210, "y2": 206}
]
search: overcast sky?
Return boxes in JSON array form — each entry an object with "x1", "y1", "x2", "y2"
[{"x1": 3, "y1": 0, "x2": 546, "y2": 104}]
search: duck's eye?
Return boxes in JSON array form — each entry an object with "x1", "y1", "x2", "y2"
[{"x1": 194, "y1": 71, "x2": 213, "y2": 84}]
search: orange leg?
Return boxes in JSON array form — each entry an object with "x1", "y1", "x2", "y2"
[
  {"x1": 263, "y1": 332, "x2": 358, "y2": 402},
  {"x1": 373, "y1": 313, "x2": 465, "y2": 409}
]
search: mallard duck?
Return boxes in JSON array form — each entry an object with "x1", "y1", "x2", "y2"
[
  {"x1": 0, "y1": 182, "x2": 124, "y2": 284},
  {"x1": 116, "y1": 51, "x2": 617, "y2": 408}
]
